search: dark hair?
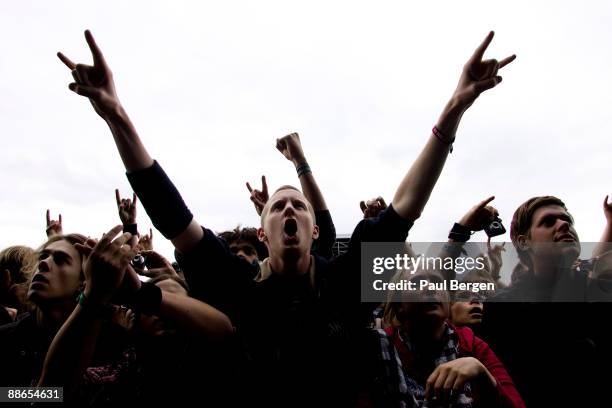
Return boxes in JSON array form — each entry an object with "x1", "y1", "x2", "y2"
[
  {"x1": 218, "y1": 227, "x2": 268, "y2": 260},
  {"x1": 510, "y1": 196, "x2": 571, "y2": 265}
]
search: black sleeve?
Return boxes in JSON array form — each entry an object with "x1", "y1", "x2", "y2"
[
  {"x1": 174, "y1": 227, "x2": 258, "y2": 319},
  {"x1": 126, "y1": 161, "x2": 193, "y2": 239},
  {"x1": 122, "y1": 223, "x2": 139, "y2": 236},
  {"x1": 327, "y1": 204, "x2": 413, "y2": 325},
  {"x1": 347, "y1": 204, "x2": 413, "y2": 249},
  {"x1": 311, "y1": 210, "x2": 336, "y2": 259}
]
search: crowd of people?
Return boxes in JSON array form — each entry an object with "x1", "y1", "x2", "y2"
[{"x1": 1, "y1": 29, "x2": 612, "y2": 407}]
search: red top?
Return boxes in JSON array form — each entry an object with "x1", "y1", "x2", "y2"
[{"x1": 385, "y1": 324, "x2": 526, "y2": 408}]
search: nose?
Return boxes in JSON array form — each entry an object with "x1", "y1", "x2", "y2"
[
  {"x1": 556, "y1": 218, "x2": 571, "y2": 233},
  {"x1": 38, "y1": 257, "x2": 51, "y2": 272},
  {"x1": 283, "y1": 204, "x2": 296, "y2": 217}
]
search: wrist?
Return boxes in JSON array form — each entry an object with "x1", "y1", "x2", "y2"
[
  {"x1": 292, "y1": 157, "x2": 307, "y2": 167},
  {"x1": 436, "y1": 97, "x2": 466, "y2": 136},
  {"x1": 295, "y1": 161, "x2": 312, "y2": 178},
  {"x1": 77, "y1": 291, "x2": 114, "y2": 319},
  {"x1": 103, "y1": 103, "x2": 127, "y2": 123},
  {"x1": 123, "y1": 223, "x2": 138, "y2": 235},
  {"x1": 449, "y1": 222, "x2": 472, "y2": 242}
]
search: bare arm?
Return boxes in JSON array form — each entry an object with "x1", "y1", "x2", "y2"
[
  {"x1": 276, "y1": 132, "x2": 328, "y2": 211},
  {"x1": 58, "y1": 30, "x2": 203, "y2": 253},
  {"x1": 392, "y1": 32, "x2": 515, "y2": 223},
  {"x1": 158, "y1": 290, "x2": 233, "y2": 341}
]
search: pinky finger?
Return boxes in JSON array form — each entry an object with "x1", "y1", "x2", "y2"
[
  {"x1": 68, "y1": 83, "x2": 101, "y2": 99},
  {"x1": 498, "y1": 54, "x2": 517, "y2": 69}
]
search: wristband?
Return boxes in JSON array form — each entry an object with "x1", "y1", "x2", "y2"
[
  {"x1": 130, "y1": 282, "x2": 162, "y2": 315},
  {"x1": 432, "y1": 126, "x2": 455, "y2": 153},
  {"x1": 77, "y1": 292, "x2": 114, "y2": 320},
  {"x1": 448, "y1": 222, "x2": 472, "y2": 242},
  {"x1": 126, "y1": 161, "x2": 193, "y2": 239},
  {"x1": 123, "y1": 223, "x2": 139, "y2": 235},
  {"x1": 296, "y1": 162, "x2": 312, "y2": 177}
]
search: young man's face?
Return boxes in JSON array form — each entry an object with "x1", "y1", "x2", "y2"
[
  {"x1": 450, "y1": 292, "x2": 485, "y2": 327},
  {"x1": 259, "y1": 189, "x2": 319, "y2": 259},
  {"x1": 28, "y1": 240, "x2": 83, "y2": 306},
  {"x1": 229, "y1": 240, "x2": 259, "y2": 264},
  {"x1": 521, "y1": 204, "x2": 580, "y2": 266}
]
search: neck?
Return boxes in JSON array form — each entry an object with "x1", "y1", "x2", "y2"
[
  {"x1": 269, "y1": 250, "x2": 311, "y2": 277},
  {"x1": 35, "y1": 300, "x2": 75, "y2": 332},
  {"x1": 531, "y1": 258, "x2": 573, "y2": 286}
]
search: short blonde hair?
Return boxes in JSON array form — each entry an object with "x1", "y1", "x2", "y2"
[{"x1": 260, "y1": 185, "x2": 316, "y2": 226}]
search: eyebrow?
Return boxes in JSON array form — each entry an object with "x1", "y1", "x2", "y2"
[
  {"x1": 538, "y1": 212, "x2": 573, "y2": 225},
  {"x1": 39, "y1": 249, "x2": 74, "y2": 263}
]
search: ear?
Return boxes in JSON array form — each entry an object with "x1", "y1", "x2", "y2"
[
  {"x1": 517, "y1": 235, "x2": 529, "y2": 251},
  {"x1": 257, "y1": 227, "x2": 267, "y2": 243},
  {"x1": 312, "y1": 224, "x2": 320, "y2": 240}
]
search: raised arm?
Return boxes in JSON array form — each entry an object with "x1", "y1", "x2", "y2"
[
  {"x1": 593, "y1": 195, "x2": 612, "y2": 258},
  {"x1": 428, "y1": 196, "x2": 499, "y2": 279},
  {"x1": 58, "y1": 30, "x2": 203, "y2": 252},
  {"x1": 392, "y1": 32, "x2": 515, "y2": 222},
  {"x1": 276, "y1": 132, "x2": 328, "y2": 211}
]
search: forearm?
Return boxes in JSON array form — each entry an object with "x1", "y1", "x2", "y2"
[
  {"x1": 392, "y1": 98, "x2": 465, "y2": 222},
  {"x1": 593, "y1": 223, "x2": 612, "y2": 258},
  {"x1": 297, "y1": 169, "x2": 328, "y2": 211},
  {"x1": 159, "y1": 291, "x2": 233, "y2": 342},
  {"x1": 38, "y1": 306, "x2": 103, "y2": 397},
  {"x1": 104, "y1": 105, "x2": 154, "y2": 172},
  {"x1": 126, "y1": 161, "x2": 203, "y2": 253}
]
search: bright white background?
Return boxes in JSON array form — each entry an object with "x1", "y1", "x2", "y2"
[{"x1": 1, "y1": 0, "x2": 610, "y2": 263}]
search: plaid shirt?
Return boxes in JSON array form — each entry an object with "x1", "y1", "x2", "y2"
[{"x1": 374, "y1": 324, "x2": 473, "y2": 408}]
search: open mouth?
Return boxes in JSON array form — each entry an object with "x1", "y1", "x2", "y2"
[
  {"x1": 469, "y1": 306, "x2": 483, "y2": 316},
  {"x1": 555, "y1": 234, "x2": 575, "y2": 242},
  {"x1": 31, "y1": 274, "x2": 49, "y2": 284},
  {"x1": 284, "y1": 218, "x2": 298, "y2": 237}
]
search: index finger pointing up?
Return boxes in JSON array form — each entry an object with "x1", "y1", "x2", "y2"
[
  {"x1": 115, "y1": 189, "x2": 121, "y2": 205},
  {"x1": 84, "y1": 30, "x2": 107, "y2": 67},
  {"x1": 471, "y1": 31, "x2": 495, "y2": 63},
  {"x1": 46, "y1": 209, "x2": 51, "y2": 225},
  {"x1": 478, "y1": 195, "x2": 496, "y2": 209}
]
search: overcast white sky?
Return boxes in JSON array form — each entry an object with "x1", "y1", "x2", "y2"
[{"x1": 1, "y1": 0, "x2": 611, "y2": 266}]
